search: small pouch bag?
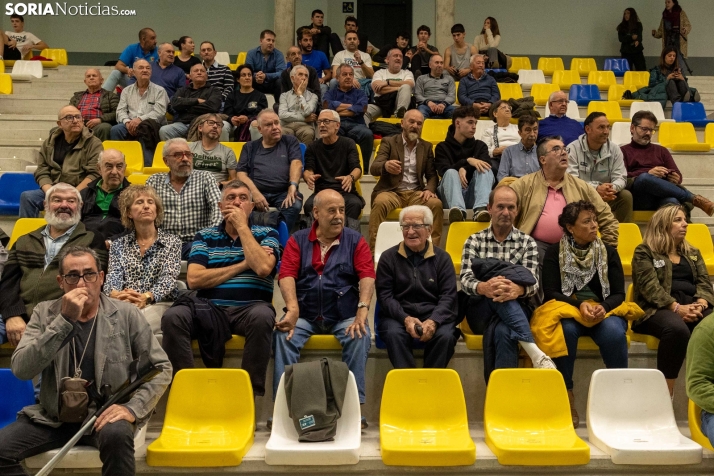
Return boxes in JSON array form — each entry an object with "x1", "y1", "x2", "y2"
[{"x1": 58, "y1": 376, "x2": 89, "y2": 423}]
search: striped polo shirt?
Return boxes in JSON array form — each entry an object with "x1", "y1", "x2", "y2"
[{"x1": 188, "y1": 221, "x2": 281, "y2": 307}]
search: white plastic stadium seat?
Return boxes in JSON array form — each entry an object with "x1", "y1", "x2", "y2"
[
  {"x1": 25, "y1": 425, "x2": 148, "y2": 468},
  {"x1": 587, "y1": 369, "x2": 702, "y2": 465},
  {"x1": 517, "y1": 69, "x2": 546, "y2": 89},
  {"x1": 265, "y1": 371, "x2": 361, "y2": 465},
  {"x1": 610, "y1": 122, "x2": 632, "y2": 146},
  {"x1": 10, "y1": 60, "x2": 43, "y2": 81},
  {"x1": 374, "y1": 221, "x2": 403, "y2": 265},
  {"x1": 475, "y1": 119, "x2": 491, "y2": 142},
  {"x1": 629, "y1": 101, "x2": 674, "y2": 123},
  {"x1": 215, "y1": 52, "x2": 231, "y2": 65},
  {"x1": 566, "y1": 100, "x2": 582, "y2": 121}
]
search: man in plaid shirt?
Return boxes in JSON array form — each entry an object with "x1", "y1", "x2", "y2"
[{"x1": 460, "y1": 185, "x2": 555, "y2": 381}]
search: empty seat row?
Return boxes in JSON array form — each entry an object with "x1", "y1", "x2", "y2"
[{"x1": 512, "y1": 57, "x2": 635, "y2": 77}]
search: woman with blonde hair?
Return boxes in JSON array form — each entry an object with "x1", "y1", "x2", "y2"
[
  {"x1": 103, "y1": 184, "x2": 182, "y2": 339},
  {"x1": 632, "y1": 204, "x2": 714, "y2": 396}
]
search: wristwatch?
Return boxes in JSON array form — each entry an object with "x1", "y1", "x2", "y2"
[
  {"x1": 357, "y1": 301, "x2": 370, "y2": 310},
  {"x1": 290, "y1": 181, "x2": 299, "y2": 187}
]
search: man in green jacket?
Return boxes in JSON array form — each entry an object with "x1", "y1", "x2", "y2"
[
  {"x1": 20, "y1": 105, "x2": 102, "y2": 218},
  {"x1": 0, "y1": 183, "x2": 108, "y2": 349},
  {"x1": 687, "y1": 314, "x2": 714, "y2": 448}
]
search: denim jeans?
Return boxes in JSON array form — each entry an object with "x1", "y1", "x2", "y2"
[
  {"x1": 339, "y1": 121, "x2": 373, "y2": 171},
  {"x1": 553, "y1": 316, "x2": 629, "y2": 390},
  {"x1": 273, "y1": 316, "x2": 371, "y2": 403},
  {"x1": 110, "y1": 123, "x2": 155, "y2": 166},
  {"x1": 437, "y1": 168, "x2": 494, "y2": 211},
  {"x1": 18, "y1": 189, "x2": 46, "y2": 218},
  {"x1": 417, "y1": 102, "x2": 456, "y2": 119},
  {"x1": 701, "y1": 409, "x2": 714, "y2": 449},
  {"x1": 632, "y1": 172, "x2": 693, "y2": 210},
  {"x1": 101, "y1": 69, "x2": 131, "y2": 93},
  {"x1": 262, "y1": 190, "x2": 303, "y2": 230},
  {"x1": 159, "y1": 122, "x2": 189, "y2": 141}
]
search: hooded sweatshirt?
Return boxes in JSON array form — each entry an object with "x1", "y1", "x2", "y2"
[
  {"x1": 434, "y1": 124, "x2": 490, "y2": 182},
  {"x1": 566, "y1": 133, "x2": 627, "y2": 192}
]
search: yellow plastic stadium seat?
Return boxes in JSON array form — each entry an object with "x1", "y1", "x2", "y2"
[
  {"x1": 376, "y1": 117, "x2": 401, "y2": 125},
  {"x1": 608, "y1": 84, "x2": 641, "y2": 107},
  {"x1": 537, "y1": 57, "x2": 565, "y2": 76},
  {"x1": 380, "y1": 369, "x2": 476, "y2": 466},
  {"x1": 146, "y1": 369, "x2": 255, "y2": 467},
  {"x1": 221, "y1": 141, "x2": 245, "y2": 161},
  {"x1": 484, "y1": 369, "x2": 590, "y2": 465},
  {"x1": 508, "y1": 56, "x2": 531, "y2": 73},
  {"x1": 706, "y1": 123, "x2": 714, "y2": 148},
  {"x1": 632, "y1": 210, "x2": 655, "y2": 222},
  {"x1": 459, "y1": 319, "x2": 484, "y2": 350},
  {"x1": 497, "y1": 83, "x2": 523, "y2": 101},
  {"x1": 8, "y1": 218, "x2": 46, "y2": 249},
  {"x1": 237, "y1": 52, "x2": 247, "y2": 65},
  {"x1": 686, "y1": 224, "x2": 714, "y2": 275},
  {"x1": 127, "y1": 174, "x2": 149, "y2": 185},
  {"x1": 445, "y1": 222, "x2": 489, "y2": 274},
  {"x1": 617, "y1": 223, "x2": 642, "y2": 276},
  {"x1": 570, "y1": 58, "x2": 597, "y2": 76},
  {"x1": 0, "y1": 73, "x2": 12, "y2": 95},
  {"x1": 102, "y1": 140, "x2": 144, "y2": 175},
  {"x1": 586, "y1": 101, "x2": 628, "y2": 124},
  {"x1": 421, "y1": 119, "x2": 451, "y2": 144},
  {"x1": 551, "y1": 70, "x2": 581, "y2": 90},
  {"x1": 0, "y1": 59, "x2": 4, "y2": 73},
  {"x1": 623, "y1": 71, "x2": 650, "y2": 91},
  {"x1": 193, "y1": 334, "x2": 341, "y2": 351},
  {"x1": 39, "y1": 48, "x2": 68, "y2": 65},
  {"x1": 386, "y1": 208, "x2": 402, "y2": 220},
  {"x1": 455, "y1": 81, "x2": 459, "y2": 104},
  {"x1": 143, "y1": 141, "x2": 170, "y2": 174},
  {"x1": 658, "y1": 123, "x2": 711, "y2": 152},
  {"x1": 531, "y1": 83, "x2": 560, "y2": 106},
  {"x1": 688, "y1": 400, "x2": 714, "y2": 451},
  {"x1": 587, "y1": 71, "x2": 616, "y2": 89}
]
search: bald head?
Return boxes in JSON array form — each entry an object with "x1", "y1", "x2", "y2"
[
  {"x1": 57, "y1": 105, "x2": 83, "y2": 137},
  {"x1": 313, "y1": 189, "x2": 345, "y2": 239},
  {"x1": 401, "y1": 109, "x2": 424, "y2": 143},
  {"x1": 429, "y1": 54, "x2": 444, "y2": 77}
]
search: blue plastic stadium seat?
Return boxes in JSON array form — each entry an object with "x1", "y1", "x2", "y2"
[
  {"x1": 0, "y1": 369, "x2": 35, "y2": 429},
  {"x1": 672, "y1": 102, "x2": 714, "y2": 128},
  {"x1": 374, "y1": 302, "x2": 424, "y2": 350},
  {"x1": 0, "y1": 172, "x2": 40, "y2": 215},
  {"x1": 299, "y1": 142, "x2": 306, "y2": 167},
  {"x1": 569, "y1": 85, "x2": 601, "y2": 107},
  {"x1": 603, "y1": 58, "x2": 630, "y2": 77}
]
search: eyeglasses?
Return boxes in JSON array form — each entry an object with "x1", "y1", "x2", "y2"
[
  {"x1": 400, "y1": 224, "x2": 428, "y2": 231},
  {"x1": 551, "y1": 99, "x2": 569, "y2": 104},
  {"x1": 546, "y1": 146, "x2": 566, "y2": 154},
  {"x1": 316, "y1": 119, "x2": 338, "y2": 125},
  {"x1": 203, "y1": 120, "x2": 223, "y2": 128},
  {"x1": 61, "y1": 272, "x2": 99, "y2": 285},
  {"x1": 60, "y1": 115, "x2": 83, "y2": 122},
  {"x1": 497, "y1": 106, "x2": 512, "y2": 112},
  {"x1": 167, "y1": 151, "x2": 194, "y2": 160},
  {"x1": 635, "y1": 125, "x2": 656, "y2": 134}
]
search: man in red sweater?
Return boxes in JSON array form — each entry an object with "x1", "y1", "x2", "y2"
[{"x1": 621, "y1": 111, "x2": 714, "y2": 216}]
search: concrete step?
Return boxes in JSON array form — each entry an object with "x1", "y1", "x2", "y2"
[
  {"x1": 0, "y1": 146, "x2": 39, "y2": 162},
  {"x1": 0, "y1": 128, "x2": 50, "y2": 142},
  {"x1": 0, "y1": 157, "x2": 36, "y2": 172},
  {"x1": 0, "y1": 97, "x2": 69, "y2": 114}
]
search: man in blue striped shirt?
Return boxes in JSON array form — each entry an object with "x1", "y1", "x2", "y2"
[{"x1": 161, "y1": 180, "x2": 280, "y2": 396}]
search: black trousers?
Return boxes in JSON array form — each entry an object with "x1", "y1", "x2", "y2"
[
  {"x1": 622, "y1": 52, "x2": 647, "y2": 72},
  {"x1": 0, "y1": 414, "x2": 135, "y2": 476},
  {"x1": 3, "y1": 45, "x2": 22, "y2": 60},
  {"x1": 378, "y1": 317, "x2": 460, "y2": 369},
  {"x1": 161, "y1": 301, "x2": 275, "y2": 396},
  {"x1": 304, "y1": 190, "x2": 365, "y2": 220},
  {"x1": 665, "y1": 78, "x2": 691, "y2": 104}
]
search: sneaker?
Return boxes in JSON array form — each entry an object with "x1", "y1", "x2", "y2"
[
  {"x1": 533, "y1": 354, "x2": 557, "y2": 369},
  {"x1": 683, "y1": 91, "x2": 691, "y2": 102},
  {"x1": 448, "y1": 207, "x2": 465, "y2": 223},
  {"x1": 266, "y1": 417, "x2": 273, "y2": 432},
  {"x1": 361, "y1": 417, "x2": 368, "y2": 429},
  {"x1": 473, "y1": 208, "x2": 490, "y2": 222},
  {"x1": 395, "y1": 106, "x2": 406, "y2": 119},
  {"x1": 693, "y1": 194, "x2": 714, "y2": 216}
]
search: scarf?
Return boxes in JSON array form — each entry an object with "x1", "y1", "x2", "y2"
[
  {"x1": 558, "y1": 235, "x2": 610, "y2": 299},
  {"x1": 662, "y1": 5, "x2": 682, "y2": 31}
]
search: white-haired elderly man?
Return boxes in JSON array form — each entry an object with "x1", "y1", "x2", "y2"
[
  {"x1": 80, "y1": 149, "x2": 131, "y2": 241},
  {"x1": 146, "y1": 138, "x2": 222, "y2": 259},
  {"x1": 0, "y1": 183, "x2": 109, "y2": 351},
  {"x1": 537, "y1": 90, "x2": 584, "y2": 147},
  {"x1": 376, "y1": 205, "x2": 460, "y2": 369},
  {"x1": 278, "y1": 64, "x2": 319, "y2": 144},
  {"x1": 303, "y1": 109, "x2": 365, "y2": 221}
]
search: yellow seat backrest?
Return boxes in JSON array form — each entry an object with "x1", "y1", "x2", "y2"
[
  {"x1": 706, "y1": 123, "x2": 714, "y2": 147},
  {"x1": 587, "y1": 70, "x2": 616, "y2": 87},
  {"x1": 686, "y1": 224, "x2": 714, "y2": 257},
  {"x1": 0, "y1": 73, "x2": 12, "y2": 95},
  {"x1": 570, "y1": 57, "x2": 597, "y2": 75},
  {"x1": 127, "y1": 174, "x2": 150, "y2": 185},
  {"x1": 102, "y1": 140, "x2": 144, "y2": 175},
  {"x1": 8, "y1": 218, "x2": 47, "y2": 249},
  {"x1": 531, "y1": 83, "x2": 560, "y2": 106},
  {"x1": 221, "y1": 141, "x2": 245, "y2": 161},
  {"x1": 587, "y1": 101, "x2": 624, "y2": 120},
  {"x1": 445, "y1": 222, "x2": 489, "y2": 273},
  {"x1": 688, "y1": 399, "x2": 714, "y2": 451},
  {"x1": 623, "y1": 71, "x2": 650, "y2": 90},
  {"x1": 236, "y1": 52, "x2": 247, "y2": 65},
  {"x1": 508, "y1": 56, "x2": 531, "y2": 73},
  {"x1": 537, "y1": 57, "x2": 565, "y2": 75},
  {"x1": 421, "y1": 119, "x2": 451, "y2": 144},
  {"x1": 552, "y1": 70, "x2": 580, "y2": 89},
  {"x1": 658, "y1": 122, "x2": 698, "y2": 147},
  {"x1": 497, "y1": 83, "x2": 523, "y2": 101},
  {"x1": 617, "y1": 223, "x2": 642, "y2": 275}
]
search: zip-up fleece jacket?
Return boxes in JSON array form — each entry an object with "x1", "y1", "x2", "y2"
[{"x1": 566, "y1": 134, "x2": 627, "y2": 192}]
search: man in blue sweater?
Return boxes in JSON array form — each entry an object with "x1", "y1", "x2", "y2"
[
  {"x1": 456, "y1": 54, "x2": 500, "y2": 117},
  {"x1": 537, "y1": 90, "x2": 584, "y2": 146},
  {"x1": 151, "y1": 43, "x2": 186, "y2": 99},
  {"x1": 245, "y1": 29, "x2": 286, "y2": 104}
]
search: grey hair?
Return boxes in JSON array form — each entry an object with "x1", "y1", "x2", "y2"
[
  {"x1": 58, "y1": 245, "x2": 102, "y2": 274},
  {"x1": 290, "y1": 64, "x2": 308, "y2": 78},
  {"x1": 45, "y1": 182, "x2": 83, "y2": 207},
  {"x1": 222, "y1": 179, "x2": 253, "y2": 202},
  {"x1": 97, "y1": 148, "x2": 125, "y2": 167},
  {"x1": 399, "y1": 205, "x2": 433, "y2": 226},
  {"x1": 470, "y1": 54, "x2": 486, "y2": 63},
  {"x1": 321, "y1": 109, "x2": 341, "y2": 123},
  {"x1": 335, "y1": 63, "x2": 354, "y2": 76},
  {"x1": 163, "y1": 138, "x2": 188, "y2": 157},
  {"x1": 158, "y1": 42, "x2": 173, "y2": 52},
  {"x1": 548, "y1": 90, "x2": 567, "y2": 107}
]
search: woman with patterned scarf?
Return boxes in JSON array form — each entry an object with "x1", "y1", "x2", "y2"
[{"x1": 541, "y1": 200, "x2": 628, "y2": 428}]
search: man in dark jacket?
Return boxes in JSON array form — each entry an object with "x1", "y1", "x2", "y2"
[
  {"x1": 376, "y1": 205, "x2": 459, "y2": 369},
  {"x1": 69, "y1": 68, "x2": 119, "y2": 141},
  {"x1": 80, "y1": 148, "x2": 129, "y2": 241},
  {"x1": 159, "y1": 63, "x2": 223, "y2": 141},
  {"x1": 434, "y1": 106, "x2": 494, "y2": 223},
  {"x1": 274, "y1": 189, "x2": 374, "y2": 427}
]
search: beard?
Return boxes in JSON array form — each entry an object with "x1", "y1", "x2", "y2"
[
  {"x1": 45, "y1": 208, "x2": 80, "y2": 229},
  {"x1": 406, "y1": 131, "x2": 419, "y2": 142}
]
